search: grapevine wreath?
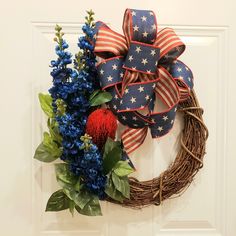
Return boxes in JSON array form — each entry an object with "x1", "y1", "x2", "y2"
[{"x1": 34, "y1": 9, "x2": 208, "y2": 216}]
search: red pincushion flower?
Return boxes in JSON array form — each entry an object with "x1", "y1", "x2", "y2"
[{"x1": 86, "y1": 108, "x2": 117, "y2": 150}]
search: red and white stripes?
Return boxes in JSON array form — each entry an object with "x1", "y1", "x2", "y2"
[
  {"x1": 154, "y1": 28, "x2": 184, "y2": 59},
  {"x1": 122, "y1": 9, "x2": 132, "y2": 47},
  {"x1": 156, "y1": 67, "x2": 180, "y2": 107},
  {"x1": 94, "y1": 27, "x2": 128, "y2": 56},
  {"x1": 140, "y1": 73, "x2": 156, "y2": 82},
  {"x1": 122, "y1": 71, "x2": 139, "y2": 94},
  {"x1": 122, "y1": 127, "x2": 148, "y2": 154},
  {"x1": 175, "y1": 78, "x2": 191, "y2": 101}
]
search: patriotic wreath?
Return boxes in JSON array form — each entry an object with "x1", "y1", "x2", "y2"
[{"x1": 34, "y1": 9, "x2": 208, "y2": 216}]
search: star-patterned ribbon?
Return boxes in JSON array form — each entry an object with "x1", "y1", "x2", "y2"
[{"x1": 93, "y1": 9, "x2": 194, "y2": 155}]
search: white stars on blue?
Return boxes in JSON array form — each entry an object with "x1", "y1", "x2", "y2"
[
  {"x1": 124, "y1": 42, "x2": 160, "y2": 74},
  {"x1": 117, "y1": 111, "x2": 151, "y2": 129},
  {"x1": 130, "y1": 9, "x2": 157, "y2": 43},
  {"x1": 166, "y1": 60, "x2": 194, "y2": 89},
  {"x1": 138, "y1": 86, "x2": 144, "y2": 92},
  {"x1": 149, "y1": 105, "x2": 177, "y2": 137},
  {"x1": 98, "y1": 57, "x2": 124, "y2": 88},
  {"x1": 118, "y1": 81, "x2": 156, "y2": 112}
]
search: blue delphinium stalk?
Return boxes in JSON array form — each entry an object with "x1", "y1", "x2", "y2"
[
  {"x1": 70, "y1": 134, "x2": 106, "y2": 198},
  {"x1": 49, "y1": 11, "x2": 106, "y2": 199}
]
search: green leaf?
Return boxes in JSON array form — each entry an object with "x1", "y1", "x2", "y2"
[
  {"x1": 43, "y1": 132, "x2": 56, "y2": 149},
  {"x1": 105, "y1": 176, "x2": 125, "y2": 202},
  {"x1": 47, "y1": 118, "x2": 62, "y2": 144},
  {"x1": 111, "y1": 172, "x2": 130, "y2": 199},
  {"x1": 62, "y1": 186, "x2": 92, "y2": 210},
  {"x1": 69, "y1": 200, "x2": 75, "y2": 216},
  {"x1": 103, "y1": 137, "x2": 121, "y2": 157},
  {"x1": 62, "y1": 187, "x2": 76, "y2": 200},
  {"x1": 50, "y1": 125, "x2": 62, "y2": 144},
  {"x1": 89, "y1": 91, "x2": 112, "y2": 106},
  {"x1": 89, "y1": 89, "x2": 100, "y2": 101},
  {"x1": 103, "y1": 145, "x2": 122, "y2": 175},
  {"x1": 34, "y1": 142, "x2": 59, "y2": 163},
  {"x1": 38, "y1": 93, "x2": 53, "y2": 118},
  {"x1": 75, "y1": 196, "x2": 102, "y2": 216},
  {"x1": 45, "y1": 189, "x2": 69, "y2": 212},
  {"x1": 74, "y1": 179, "x2": 82, "y2": 192},
  {"x1": 43, "y1": 131, "x2": 62, "y2": 155},
  {"x1": 57, "y1": 178, "x2": 71, "y2": 189},
  {"x1": 55, "y1": 163, "x2": 77, "y2": 186},
  {"x1": 34, "y1": 132, "x2": 61, "y2": 163},
  {"x1": 113, "y1": 161, "x2": 134, "y2": 177},
  {"x1": 72, "y1": 191, "x2": 92, "y2": 209}
]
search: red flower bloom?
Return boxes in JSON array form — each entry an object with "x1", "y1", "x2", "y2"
[{"x1": 86, "y1": 108, "x2": 117, "y2": 150}]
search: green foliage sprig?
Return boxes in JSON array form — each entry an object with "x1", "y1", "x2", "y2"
[
  {"x1": 102, "y1": 138, "x2": 134, "y2": 203},
  {"x1": 34, "y1": 94, "x2": 62, "y2": 163},
  {"x1": 54, "y1": 24, "x2": 64, "y2": 50},
  {"x1": 75, "y1": 10, "x2": 95, "y2": 71}
]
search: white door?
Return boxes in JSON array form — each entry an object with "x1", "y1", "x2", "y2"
[{"x1": 1, "y1": 0, "x2": 235, "y2": 235}]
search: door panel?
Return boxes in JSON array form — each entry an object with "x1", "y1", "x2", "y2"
[{"x1": 1, "y1": 1, "x2": 235, "y2": 236}]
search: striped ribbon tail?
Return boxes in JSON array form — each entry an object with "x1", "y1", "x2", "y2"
[{"x1": 122, "y1": 127, "x2": 148, "y2": 154}]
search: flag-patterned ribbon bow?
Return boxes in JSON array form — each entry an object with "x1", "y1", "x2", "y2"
[{"x1": 93, "y1": 8, "x2": 194, "y2": 155}]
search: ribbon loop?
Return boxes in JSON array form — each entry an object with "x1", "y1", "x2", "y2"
[
  {"x1": 166, "y1": 60, "x2": 194, "y2": 101},
  {"x1": 154, "y1": 28, "x2": 185, "y2": 62},
  {"x1": 123, "y1": 9, "x2": 157, "y2": 44},
  {"x1": 94, "y1": 24, "x2": 128, "y2": 58}
]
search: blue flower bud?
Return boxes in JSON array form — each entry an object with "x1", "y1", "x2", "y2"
[
  {"x1": 62, "y1": 41, "x2": 69, "y2": 49},
  {"x1": 56, "y1": 50, "x2": 65, "y2": 58}
]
